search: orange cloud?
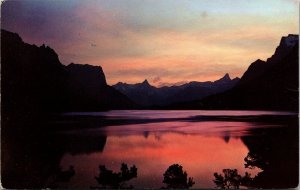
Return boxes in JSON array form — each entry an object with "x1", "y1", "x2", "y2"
[{"x1": 2, "y1": 0, "x2": 298, "y2": 86}]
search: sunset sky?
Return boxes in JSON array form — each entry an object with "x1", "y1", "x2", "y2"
[{"x1": 2, "y1": 0, "x2": 299, "y2": 86}]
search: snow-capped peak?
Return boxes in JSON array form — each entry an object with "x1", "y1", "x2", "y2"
[{"x1": 284, "y1": 34, "x2": 298, "y2": 47}]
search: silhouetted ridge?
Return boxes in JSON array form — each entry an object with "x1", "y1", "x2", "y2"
[
  {"x1": 1, "y1": 29, "x2": 23, "y2": 44},
  {"x1": 232, "y1": 77, "x2": 240, "y2": 83},
  {"x1": 142, "y1": 79, "x2": 150, "y2": 85},
  {"x1": 267, "y1": 34, "x2": 299, "y2": 64},
  {"x1": 1, "y1": 29, "x2": 136, "y2": 118},
  {"x1": 239, "y1": 59, "x2": 268, "y2": 84},
  {"x1": 221, "y1": 73, "x2": 231, "y2": 80},
  {"x1": 138, "y1": 79, "x2": 153, "y2": 89},
  {"x1": 113, "y1": 74, "x2": 239, "y2": 106},
  {"x1": 67, "y1": 63, "x2": 107, "y2": 86},
  {"x1": 170, "y1": 34, "x2": 299, "y2": 111},
  {"x1": 214, "y1": 73, "x2": 231, "y2": 84},
  {"x1": 39, "y1": 44, "x2": 61, "y2": 66}
]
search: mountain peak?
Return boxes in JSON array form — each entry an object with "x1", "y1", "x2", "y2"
[
  {"x1": 142, "y1": 79, "x2": 150, "y2": 85},
  {"x1": 67, "y1": 63, "x2": 107, "y2": 86},
  {"x1": 224, "y1": 73, "x2": 230, "y2": 79},
  {"x1": 115, "y1": 81, "x2": 125, "y2": 86},
  {"x1": 214, "y1": 73, "x2": 232, "y2": 83},
  {"x1": 255, "y1": 59, "x2": 264, "y2": 63},
  {"x1": 281, "y1": 34, "x2": 298, "y2": 47},
  {"x1": 221, "y1": 73, "x2": 231, "y2": 81},
  {"x1": 267, "y1": 34, "x2": 299, "y2": 64}
]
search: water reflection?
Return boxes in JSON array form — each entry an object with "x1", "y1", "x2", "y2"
[
  {"x1": 61, "y1": 132, "x2": 260, "y2": 188},
  {"x1": 1, "y1": 123, "x2": 107, "y2": 188},
  {"x1": 241, "y1": 122, "x2": 299, "y2": 188},
  {"x1": 2, "y1": 111, "x2": 298, "y2": 189},
  {"x1": 62, "y1": 110, "x2": 296, "y2": 119},
  {"x1": 212, "y1": 117, "x2": 299, "y2": 189},
  {"x1": 60, "y1": 121, "x2": 276, "y2": 137}
]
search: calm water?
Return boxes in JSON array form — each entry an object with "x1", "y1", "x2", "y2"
[{"x1": 54, "y1": 110, "x2": 298, "y2": 189}]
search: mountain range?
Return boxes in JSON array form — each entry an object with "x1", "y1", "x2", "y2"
[
  {"x1": 2, "y1": 29, "x2": 298, "y2": 115},
  {"x1": 113, "y1": 74, "x2": 240, "y2": 106},
  {"x1": 166, "y1": 34, "x2": 299, "y2": 111},
  {"x1": 1, "y1": 29, "x2": 136, "y2": 120}
]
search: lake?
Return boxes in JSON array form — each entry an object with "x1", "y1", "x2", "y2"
[{"x1": 53, "y1": 110, "x2": 298, "y2": 189}]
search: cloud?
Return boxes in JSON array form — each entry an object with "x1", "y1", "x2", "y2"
[
  {"x1": 152, "y1": 77, "x2": 162, "y2": 84},
  {"x1": 1, "y1": 0, "x2": 298, "y2": 85}
]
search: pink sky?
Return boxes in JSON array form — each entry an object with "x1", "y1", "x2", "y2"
[{"x1": 2, "y1": 0, "x2": 299, "y2": 86}]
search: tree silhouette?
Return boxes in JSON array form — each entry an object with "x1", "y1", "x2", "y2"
[
  {"x1": 95, "y1": 163, "x2": 137, "y2": 189},
  {"x1": 163, "y1": 164, "x2": 195, "y2": 189},
  {"x1": 213, "y1": 169, "x2": 253, "y2": 189},
  {"x1": 244, "y1": 152, "x2": 268, "y2": 170},
  {"x1": 240, "y1": 172, "x2": 253, "y2": 188}
]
